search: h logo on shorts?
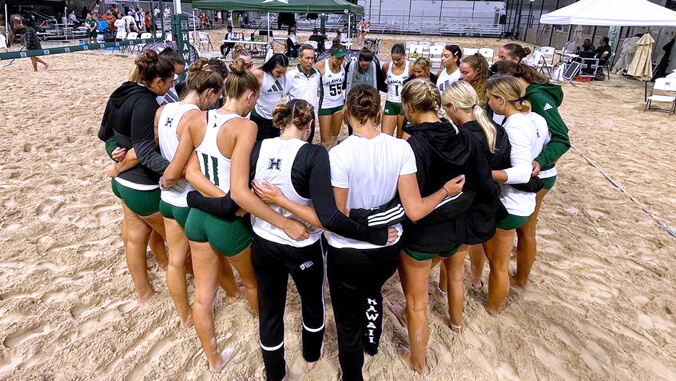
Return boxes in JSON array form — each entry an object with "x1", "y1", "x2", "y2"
[{"x1": 268, "y1": 158, "x2": 282, "y2": 170}]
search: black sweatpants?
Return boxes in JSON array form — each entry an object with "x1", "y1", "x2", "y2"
[
  {"x1": 327, "y1": 243, "x2": 401, "y2": 381},
  {"x1": 251, "y1": 235, "x2": 325, "y2": 381}
]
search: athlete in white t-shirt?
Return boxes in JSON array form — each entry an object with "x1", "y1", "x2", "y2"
[
  {"x1": 325, "y1": 84, "x2": 463, "y2": 381},
  {"x1": 484, "y1": 75, "x2": 549, "y2": 317},
  {"x1": 156, "y1": 59, "x2": 224, "y2": 329},
  {"x1": 381, "y1": 43, "x2": 411, "y2": 138},
  {"x1": 436, "y1": 44, "x2": 462, "y2": 93},
  {"x1": 315, "y1": 44, "x2": 347, "y2": 148}
]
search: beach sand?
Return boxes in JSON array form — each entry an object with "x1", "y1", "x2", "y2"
[{"x1": 0, "y1": 35, "x2": 675, "y2": 380}]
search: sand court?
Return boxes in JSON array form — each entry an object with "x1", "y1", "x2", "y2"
[{"x1": 0, "y1": 45, "x2": 675, "y2": 380}]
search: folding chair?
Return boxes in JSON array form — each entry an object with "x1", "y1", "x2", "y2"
[
  {"x1": 463, "y1": 47, "x2": 478, "y2": 57},
  {"x1": 540, "y1": 46, "x2": 556, "y2": 66},
  {"x1": 125, "y1": 32, "x2": 138, "y2": 54},
  {"x1": 600, "y1": 52, "x2": 615, "y2": 79},
  {"x1": 137, "y1": 32, "x2": 152, "y2": 54},
  {"x1": 198, "y1": 32, "x2": 214, "y2": 51},
  {"x1": 532, "y1": 50, "x2": 553, "y2": 77},
  {"x1": 0, "y1": 34, "x2": 7, "y2": 52},
  {"x1": 645, "y1": 78, "x2": 676, "y2": 116},
  {"x1": 430, "y1": 45, "x2": 444, "y2": 69},
  {"x1": 478, "y1": 48, "x2": 494, "y2": 63}
]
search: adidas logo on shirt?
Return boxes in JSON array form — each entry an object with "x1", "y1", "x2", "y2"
[
  {"x1": 543, "y1": 103, "x2": 553, "y2": 111},
  {"x1": 268, "y1": 80, "x2": 283, "y2": 92}
]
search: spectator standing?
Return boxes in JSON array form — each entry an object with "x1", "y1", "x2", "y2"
[
  {"x1": 25, "y1": 23, "x2": 49, "y2": 71},
  {"x1": 85, "y1": 13, "x2": 98, "y2": 43},
  {"x1": 114, "y1": 13, "x2": 126, "y2": 33}
]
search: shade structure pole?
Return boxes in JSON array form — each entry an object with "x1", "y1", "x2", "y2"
[
  {"x1": 174, "y1": 0, "x2": 182, "y2": 15},
  {"x1": 267, "y1": 12, "x2": 270, "y2": 44},
  {"x1": 5, "y1": 4, "x2": 9, "y2": 42}
]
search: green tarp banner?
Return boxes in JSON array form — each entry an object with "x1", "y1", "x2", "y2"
[
  {"x1": 192, "y1": 0, "x2": 363, "y2": 15},
  {"x1": 0, "y1": 38, "x2": 162, "y2": 60}
]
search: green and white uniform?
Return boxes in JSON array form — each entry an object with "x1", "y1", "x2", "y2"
[
  {"x1": 436, "y1": 67, "x2": 461, "y2": 93},
  {"x1": 158, "y1": 102, "x2": 199, "y2": 227},
  {"x1": 319, "y1": 59, "x2": 345, "y2": 116},
  {"x1": 184, "y1": 110, "x2": 252, "y2": 256},
  {"x1": 384, "y1": 61, "x2": 409, "y2": 116}
]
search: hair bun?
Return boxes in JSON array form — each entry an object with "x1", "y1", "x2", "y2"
[
  {"x1": 189, "y1": 57, "x2": 210, "y2": 74},
  {"x1": 229, "y1": 58, "x2": 247, "y2": 75}
]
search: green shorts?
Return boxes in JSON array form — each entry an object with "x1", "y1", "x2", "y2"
[
  {"x1": 404, "y1": 247, "x2": 459, "y2": 261},
  {"x1": 159, "y1": 200, "x2": 191, "y2": 228},
  {"x1": 384, "y1": 101, "x2": 404, "y2": 116},
  {"x1": 184, "y1": 208, "x2": 252, "y2": 257},
  {"x1": 111, "y1": 179, "x2": 160, "y2": 217},
  {"x1": 319, "y1": 105, "x2": 343, "y2": 116},
  {"x1": 541, "y1": 175, "x2": 557, "y2": 191},
  {"x1": 497, "y1": 214, "x2": 530, "y2": 230}
]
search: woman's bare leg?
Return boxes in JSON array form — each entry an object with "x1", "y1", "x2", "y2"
[
  {"x1": 446, "y1": 249, "x2": 466, "y2": 330},
  {"x1": 218, "y1": 256, "x2": 243, "y2": 303},
  {"x1": 398, "y1": 252, "x2": 432, "y2": 375},
  {"x1": 318, "y1": 114, "x2": 333, "y2": 147},
  {"x1": 382, "y1": 115, "x2": 397, "y2": 136},
  {"x1": 468, "y1": 244, "x2": 485, "y2": 289},
  {"x1": 191, "y1": 241, "x2": 234, "y2": 373},
  {"x1": 227, "y1": 246, "x2": 259, "y2": 314},
  {"x1": 439, "y1": 258, "x2": 448, "y2": 294},
  {"x1": 164, "y1": 217, "x2": 192, "y2": 328},
  {"x1": 396, "y1": 115, "x2": 406, "y2": 139},
  {"x1": 121, "y1": 204, "x2": 155, "y2": 308},
  {"x1": 330, "y1": 111, "x2": 344, "y2": 147},
  {"x1": 144, "y1": 220, "x2": 168, "y2": 271},
  {"x1": 513, "y1": 189, "x2": 547, "y2": 288},
  {"x1": 483, "y1": 229, "x2": 515, "y2": 316}
]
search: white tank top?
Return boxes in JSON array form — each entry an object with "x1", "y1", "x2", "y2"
[
  {"x1": 254, "y1": 72, "x2": 285, "y2": 120},
  {"x1": 158, "y1": 102, "x2": 200, "y2": 207},
  {"x1": 252, "y1": 138, "x2": 322, "y2": 247},
  {"x1": 386, "y1": 60, "x2": 410, "y2": 103},
  {"x1": 194, "y1": 110, "x2": 241, "y2": 193},
  {"x1": 436, "y1": 67, "x2": 461, "y2": 93},
  {"x1": 321, "y1": 59, "x2": 345, "y2": 109}
]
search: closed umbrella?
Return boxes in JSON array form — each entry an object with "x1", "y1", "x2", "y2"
[
  {"x1": 629, "y1": 33, "x2": 654, "y2": 80},
  {"x1": 628, "y1": 33, "x2": 654, "y2": 101}
]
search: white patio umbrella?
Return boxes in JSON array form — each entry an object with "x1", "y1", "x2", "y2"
[{"x1": 628, "y1": 33, "x2": 655, "y2": 81}]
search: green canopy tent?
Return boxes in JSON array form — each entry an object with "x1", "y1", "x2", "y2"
[{"x1": 191, "y1": 0, "x2": 363, "y2": 45}]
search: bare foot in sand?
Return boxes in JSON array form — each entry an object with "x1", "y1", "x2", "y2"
[
  {"x1": 510, "y1": 275, "x2": 527, "y2": 290},
  {"x1": 402, "y1": 350, "x2": 428, "y2": 376},
  {"x1": 210, "y1": 348, "x2": 235, "y2": 373},
  {"x1": 137, "y1": 289, "x2": 157, "y2": 309},
  {"x1": 306, "y1": 343, "x2": 324, "y2": 372},
  {"x1": 464, "y1": 269, "x2": 483, "y2": 290}
]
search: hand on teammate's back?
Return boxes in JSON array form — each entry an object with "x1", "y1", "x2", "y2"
[
  {"x1": 386, "y1": 227, "x2": 398, "y2": 244},
  {"x1": 282, "y1": 219, "x2": 310, "y2": 241},
  {"x1": 111, "y1": 147, "x2": 126, "y2": 162},
  {"x1": 443, "y1": 174, "x2": 465, "y2": 196},
  {"x1": 531, "y1": 161, "x2": 541, "y2": 176}
]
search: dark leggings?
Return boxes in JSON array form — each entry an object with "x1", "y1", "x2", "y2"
[
  {"x1": 251, "y1": 235, "x2": 325, "y2": 381},
  {"x1": 327, "y1": 243, "x2": 401, "y2": 381},
  {"x1": 220, "y1": 42, "x2": 234, "y2": 57}
]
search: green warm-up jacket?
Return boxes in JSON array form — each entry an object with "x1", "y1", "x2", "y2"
[{"x1": 526, "y1": 83, "x2": 570, "y2": 171}]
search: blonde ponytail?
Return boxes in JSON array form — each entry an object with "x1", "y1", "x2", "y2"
[
  {"x1": 487, "y1": 75, "x2": 531, "y2": 113},
  {"x1": 442, "y1": 80, "x2": 496, "y2": 151}
]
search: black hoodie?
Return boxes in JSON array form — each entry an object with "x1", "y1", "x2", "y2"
[
  {"x1": 402, "y1": 120, "x2": 498, "y2": 252},
  {"x1": 99, "y1": 81, "x2": 169, "y2": 185}
]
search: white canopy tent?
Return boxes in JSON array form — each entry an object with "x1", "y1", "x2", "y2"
[{"x1": 540, "y1": 0, "x2": 676, "y2": 27}]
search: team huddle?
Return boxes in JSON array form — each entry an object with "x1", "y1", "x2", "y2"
[{"x1": 98, "y1": 41, "x2": 570, "y2": 380}]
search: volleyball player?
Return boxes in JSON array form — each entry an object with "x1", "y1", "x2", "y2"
[
  {"x1": 382, "y1": 43, "x2": 411, "y2": 138},
  {"x1": 98, "y1": 50, "x2": 175, "y2": 308},
  {"x1": 315, "y1": 44, "x2": 347, "y2": 148},
  {"x1": 251, "y1": 54, "x2": 290, "y2": 141},
  {"x1": 459, "y1": 53, "x2": 489, "y2": 107},
  {"x1": 436, "y1": 44, "x2": 462, "y2": 92},
  {"x1": 490, "y1": 61, "x2": 570, "y2": 288},
  {"x1": 498, "y1": 43, "x2": 531, "y2": 63},
  {"x1": 162, "y1": 59, "x2": 310, "y2": 372},
  {"x1": 441, "y1": 80, "x2": 511, "y2": 291},
  {"x1": 156, "y1": 58, "x2": 225, "y2": 328},
  {"x1": 483, "y1": 75, "x2": 549, "y2": 316},
  {"x1": 398, "y1": 79, "x2": 497, "y2": 375}
]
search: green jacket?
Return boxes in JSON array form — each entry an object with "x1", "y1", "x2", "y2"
[{"x1": 526, "y1": 83, "x2": 570, "y2": 171}]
